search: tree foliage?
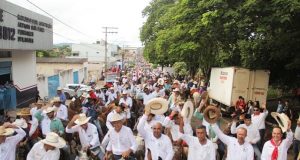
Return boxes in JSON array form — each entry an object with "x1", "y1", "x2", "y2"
[{"x1": 140, "y1": 0, "x2": 300, "y2": 88}]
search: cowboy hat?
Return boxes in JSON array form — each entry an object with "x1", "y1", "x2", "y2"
[
  {"x1": 41, "y1": 132, "x2": 66, "y2": 148},
  {"x1": 43, "y1": 106, "x2": 56, "y2": 114},
  {"x1": 17, "y1": 108, "x2": 31, "y2": 116},
  {"x1": 122, "y1": 90, "x2": 128, "y2": 95},
  {"x1": 0, "y1": 126, "x2": 14, "y2": 136},
  {"x1": 181, "y1": 100, "x2": 194, "y2": 121},
  {"x1": 57, "y1": 87, "x2": 62, "y2": 91},
  {"x1": 95, "y1": 87, "x2": 100, "y2": 90},
  {"x1": 74, "y1": 113, "x2": 91, "y2": 125},
  {"x1": 173, "y1": 80, "x2": 180, "y2": 84},
  {"x1": 13, "y1": 118, "x2": 28, "y2": 128},
  {"x1": 52, "y1": 97, "x2": 61, "y2": 103},
  {"x1": 81, "y1": 92, "x2": 88, "y2": 98},
  {"x1": 203, "y1": 105, "x2": 221, "y2": 124},
  {"x1": 145, "y1": 98, "x2": 168, "y2": 115},
  {"x1": 173, "y1": 88, "x2": 180, "y2": 92},
  {"x1": 271, "y1": 112, "x2": 290, "y2": 133},
  {"x1": 111, "y1": 113, "x2": 124, "y2": 122},
  {"x1": 157, "y1": 78, "x2": 165, "y2": 86}
]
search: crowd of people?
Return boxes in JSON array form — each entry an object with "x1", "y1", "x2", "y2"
[{"x1": 0, "y1": 68, "x2": 299, "y2": 160}]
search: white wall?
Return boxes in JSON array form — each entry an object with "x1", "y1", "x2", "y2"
[
  {"x1": 37, "y1": 75, "x2": 48, "y2": 99},
  {"x1": 71, "y1": 43, "x2": 118, "y2": 62},
  {"x1": 11, "y1": 51, "x2": 36, "y2": 91},
  {"x1": 59, "y1": 69, "x2": 73, "y2": 88}
]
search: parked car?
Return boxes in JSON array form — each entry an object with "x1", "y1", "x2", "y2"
[{"x1": 63, "y1": 84, "x2": 88, "y2": 99}]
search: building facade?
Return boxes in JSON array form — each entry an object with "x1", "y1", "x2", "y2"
[{"x1": 0, "y1": 0, "x2": 53, "y2": 109}]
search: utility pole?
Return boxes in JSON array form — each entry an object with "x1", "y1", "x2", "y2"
[{"x1": 102, "y1": 27, "x2": 118, "y2": 78}]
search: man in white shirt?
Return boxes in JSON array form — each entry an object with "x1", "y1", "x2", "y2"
[
  {"x1": 104, "y1": 113, "x2": 137, "y2": 160},
  {"x1": 66, "y1": 113, "x2": 104, "y2": 159},
  {"x1": 212, "y1": 123, "x2": 254, "y2": 160},
  {"x1": 143, "y1": 86, "x2": 153, "y2": 105},
  {"x1": 231, "y1": 114, "x2": 261, "y2": 159},
  {"x1": 137, "y1": 111, "x2": 174, "y2": 160},
  {"x1": 251, "y1": 104, "x2": 268, "y2": 148},
  {"x1": 106, "y1": 106, "x2": 129, "y2": 131},
  {"x1": 261, "y1": 121, "x2": 293, "y2": 160},
  {"x1": 27, "y1": 132, "x2": 66, "y2": 160},
  {"x1": 0, "y1": 123, "x2": 26, "y2": 160},
  {"x1": 179, "y1": 125, "x2": 216, "y2": 160},
  {"x1": 105, "y1": 87, "x2": 117, "y2": 106},
  {"x1": 52, "y1": 97, "x2": 68, "y2": 122}
]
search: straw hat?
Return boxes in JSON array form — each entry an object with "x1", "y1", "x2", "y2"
[
  {"x1": 0, "y1": 126, "x2": 14, "y2": 136},
  {"x1": 74, "y1": 113, "x2": 91, "y2": 125},
  {"x1": 52, "y1": 97, "x2": 61, "y2": 103},
  {"x1": 145, "y1": 98, "x2": 168, "y2": 115},
  {"x1": 173, "y1": 88, "x2": 180, "y2": 92},
  {"x1": 122, "y1": 90, "x2": 128, "y2": 95},
  {"x1": 157, "y1": 78, "x2": 165, "y2": 86},
  {"x1": 57, "y1": 87, "x2": 62, "y2": 91},
  {"x1": 41, "y1": 132, "x2": 66, "y2": 148},
  {"x1": 86, "y1": 87, "x2": 93, "y2": 92},
  {"x1": 271, "y1": 112, "x2": 290, "y2": 133},
  {"x1": 181, "y1": 100, "x2": 194, "y2": 121},
  {"x1": 203, "y1": 105, "x2": 221, "y2": 124},
  {"x1": 111, "y1": 113, "x2": 124, "y2": 122},
  {"x1": 17, "y1": 108, "x2": 31, "y2": 116},
  {"x1": 95, "y1": 87, "x2": 100, "y2": 90},
  {"x1": 173, "y1": 80, "x2": 180, "y2": 84},
  {"x1": 81, "y1": 92, "x2": 88, "y2": 98},
  {"x1": 43, "y1": 106, "x2": 56, "y2": 114},
  {"x1": 13, "y1": 118, "x2": 28, "y2": 128}
]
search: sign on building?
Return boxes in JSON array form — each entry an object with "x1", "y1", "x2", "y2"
[{"x1": 0, "y1": 1, "x2": 53, "y2": 50}]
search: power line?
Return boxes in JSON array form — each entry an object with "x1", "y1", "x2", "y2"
[
  {"x1": 24, "y1": 0, "x2": 95, "y2": 40},
  {"x1": 102, "y1": 27, "x2": 118, "y2": 77}
]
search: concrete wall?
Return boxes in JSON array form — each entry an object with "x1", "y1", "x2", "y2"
[
  {"x1": 59, "y1": 69, "x2": 73, "y2": 88},
  {"x1": 11, "y1": 51, "x2": 37, "y2": 91},
  {"x1": 36, "y1": 62, "x2": 87, "y2": 76},
  {"x1": 37, "y1": 75, "x2": 48, "y2": 99}
]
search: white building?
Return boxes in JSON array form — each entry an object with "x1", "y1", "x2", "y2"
[
  {"x1": 0, "y1": 0, "x2": 52, "y2": 109},
  {"x1": 71, "y1": 41, "x2": 119, "y2": 63}
]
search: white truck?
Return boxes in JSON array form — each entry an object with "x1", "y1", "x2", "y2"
[{"x1": 208, "y1": 67, "x2": 270, "y2": 113}]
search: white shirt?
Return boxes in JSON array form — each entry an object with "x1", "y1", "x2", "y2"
[
  {"x1": 96, "y1": 92, "x2": 106, "y2": 102},
  {"x1": 261, "y1": 131, "x2": 293, "y2": 160},
  {"x1": 143, "y1": 93, "x2": 153, "y2": 105},
  {"x1": 55, "y1": 104, "x2": 68, "y2": 121},
  {"x1": 27, "y1": 141, "x2": 60, "y2": 160},
  {"x1": 163, "y1": 116, "x2": 193, "y2": 141},
  {"x1": 0, "y1": 128, "x2": 26, "y2": 160},
  {"x1": 295, "y1": 126, "x2": 300, "y2": 141},
  {"x1": 106, "y1": 110, "x2": 128, "y2": 130},
  {"x1": 212, "y1": 124, "x2": 254, "y2": 160},
  {"x1": 251, "y1": 110, "x2": 268, "y2": 130},
  {"x1": 180, "y1": 134, "x2": 216, "y2": 160},
  {"x1": 106, "y1": 126, "x2": 137, "y2": 155},
  {"x1": 29, "y1": 117, "x2": 39, "y2": 137},
  {"x1": 137, "y1": 115, "x2": 174, "y2": 160},
  {"x1": 106, "y1": 91, "x2": 117, "y2": 103},
  {"x1": 119, "y1": 97, "x2": 133, "y2": 108},
  {"x1": 231, "y1": 122, "x2": 260, "y2": 144},
  {"x1": 66, "y1": 123, "x2": 100, "y2": 148}
]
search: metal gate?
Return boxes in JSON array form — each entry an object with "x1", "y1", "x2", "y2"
[
  {"x1": 48, "y1": 75, "x2": 59, "y2": 99},
  {"x1": 73, "y1": 71, "x2": 79, "y2": 84}
]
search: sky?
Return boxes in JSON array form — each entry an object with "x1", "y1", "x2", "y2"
[{"x1": 7, "y1": 0, "x2": 151, "y2": 47}]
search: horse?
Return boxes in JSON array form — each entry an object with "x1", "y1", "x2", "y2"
[{"x1": 68, "y1": 97, "x2": 82, "y2": 121}]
